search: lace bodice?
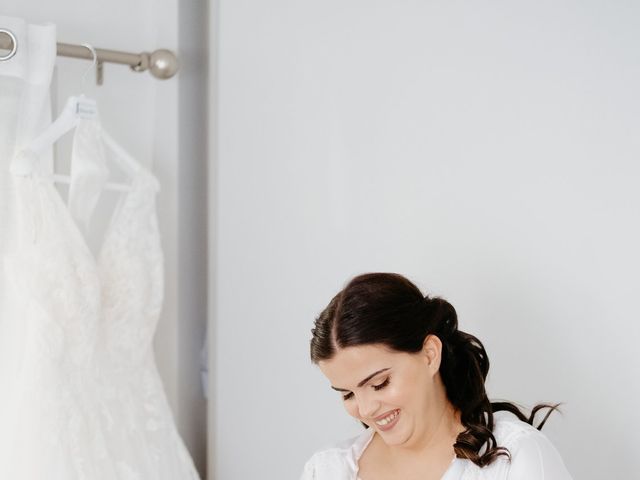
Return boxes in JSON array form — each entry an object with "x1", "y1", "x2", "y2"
[{"x1": 98, "y1": 171, "x2": 163, "y2": 369}]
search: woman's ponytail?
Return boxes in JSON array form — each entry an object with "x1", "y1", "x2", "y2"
[{"x1": 430, "y1": 297, "x2": 561, "y2": 465}]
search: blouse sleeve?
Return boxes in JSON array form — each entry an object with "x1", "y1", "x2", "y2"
[
  {"x1": 506, "y1": 430, "x2": 573, "y2": 480},
  {"x1": 299, "y1": 454, "x2": 316, "y2": 480}
]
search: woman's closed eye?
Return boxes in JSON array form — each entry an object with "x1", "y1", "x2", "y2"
[{"x1": 342, "y1": 377, "x2": 390, "y2": 401}]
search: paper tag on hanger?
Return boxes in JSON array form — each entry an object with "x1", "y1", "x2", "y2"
[{"x1": 75, "y1": 97, "x2": 98, "y2": 120}]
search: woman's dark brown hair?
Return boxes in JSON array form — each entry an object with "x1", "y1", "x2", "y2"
[{"x1": 310, "y1": 272, "x2": 561, "y2": 467}]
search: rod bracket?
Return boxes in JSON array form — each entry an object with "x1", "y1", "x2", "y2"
[{"x1": 96, "y1": 60, "x2": 104, "y2": 86}]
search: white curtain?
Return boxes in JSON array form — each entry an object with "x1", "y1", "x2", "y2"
[{"x1": 0, "y1": 15, "x2": 56, "y2": 424}]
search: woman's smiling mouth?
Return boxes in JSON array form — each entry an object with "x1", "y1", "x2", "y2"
[{"x1": 374, "y1": 409, "x2": 400, "y2": 431}]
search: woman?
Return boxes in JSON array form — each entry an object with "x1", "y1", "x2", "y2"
[{"x1": 301, "y1": 273, "x2": 572, "y2": 480}]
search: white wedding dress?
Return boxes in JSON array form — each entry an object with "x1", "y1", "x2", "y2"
[{"x1": 0, "y1": 115, "x2": 200, "y2": 479}]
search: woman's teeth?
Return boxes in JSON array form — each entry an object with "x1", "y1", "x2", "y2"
[{"x1": 375, "y1": 409, "x2": 399, "y2": 426}]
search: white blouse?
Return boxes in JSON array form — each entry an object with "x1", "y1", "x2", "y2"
[{"x1": 300, "y1": 411, "x2": 573, "y2": 480}]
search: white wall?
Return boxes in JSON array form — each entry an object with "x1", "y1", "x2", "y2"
[
  {"x1": 1, "y1": 2, "x2": 207, "y2": 475},
  {"x1": 210, "y1": 1, "x2": 640, "y2": 479}
]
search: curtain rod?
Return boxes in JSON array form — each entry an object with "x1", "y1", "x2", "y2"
[
  {"x1": 0, "y1": 31, "x2": 178, "y2": 85},
  {"x1": 57, "y1": 43, "x2": 179, "y2": 85}
]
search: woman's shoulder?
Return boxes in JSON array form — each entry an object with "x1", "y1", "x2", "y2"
[
  {"x1": 491, "y1": 410, "x2": 542, "y2": 445},
  {"x1": 300, "y1": 428, "x2": 374, "y2": 480},
  {"x1": 465, "y1": 410, "x2": 573, "y2": 479},
  {"x1": 491, "y1": 410, "x2": 564, "y2": 451}
]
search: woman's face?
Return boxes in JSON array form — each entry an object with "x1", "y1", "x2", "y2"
[{"x1": 318, "y1": 336, "x2": 444, "y2": 448}]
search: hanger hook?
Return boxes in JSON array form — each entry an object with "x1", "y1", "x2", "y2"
[{"x1": 80, "y1": 43, "x2": 98, "y2": 91}]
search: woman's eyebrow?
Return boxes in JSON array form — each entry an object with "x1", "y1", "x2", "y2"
[{"x1": 331, "y1": 368, "x2": 390, "y2": 392}]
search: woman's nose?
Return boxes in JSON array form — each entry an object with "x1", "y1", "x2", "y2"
[{"x1": 357, "y1": 393, "x2": 380, "y2": 419}]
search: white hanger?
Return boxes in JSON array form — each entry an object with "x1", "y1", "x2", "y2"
[{"x1": 11, "y1": 44, "x2": 140, "y2": 191}]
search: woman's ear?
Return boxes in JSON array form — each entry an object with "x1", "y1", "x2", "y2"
[{"x1": 422, "y1": 334, "x2": 442, "y2": 375}]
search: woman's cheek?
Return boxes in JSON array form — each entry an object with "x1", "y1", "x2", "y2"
[{"x1": 386, "y1": 385, "x2": 404, "y2": 405}]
